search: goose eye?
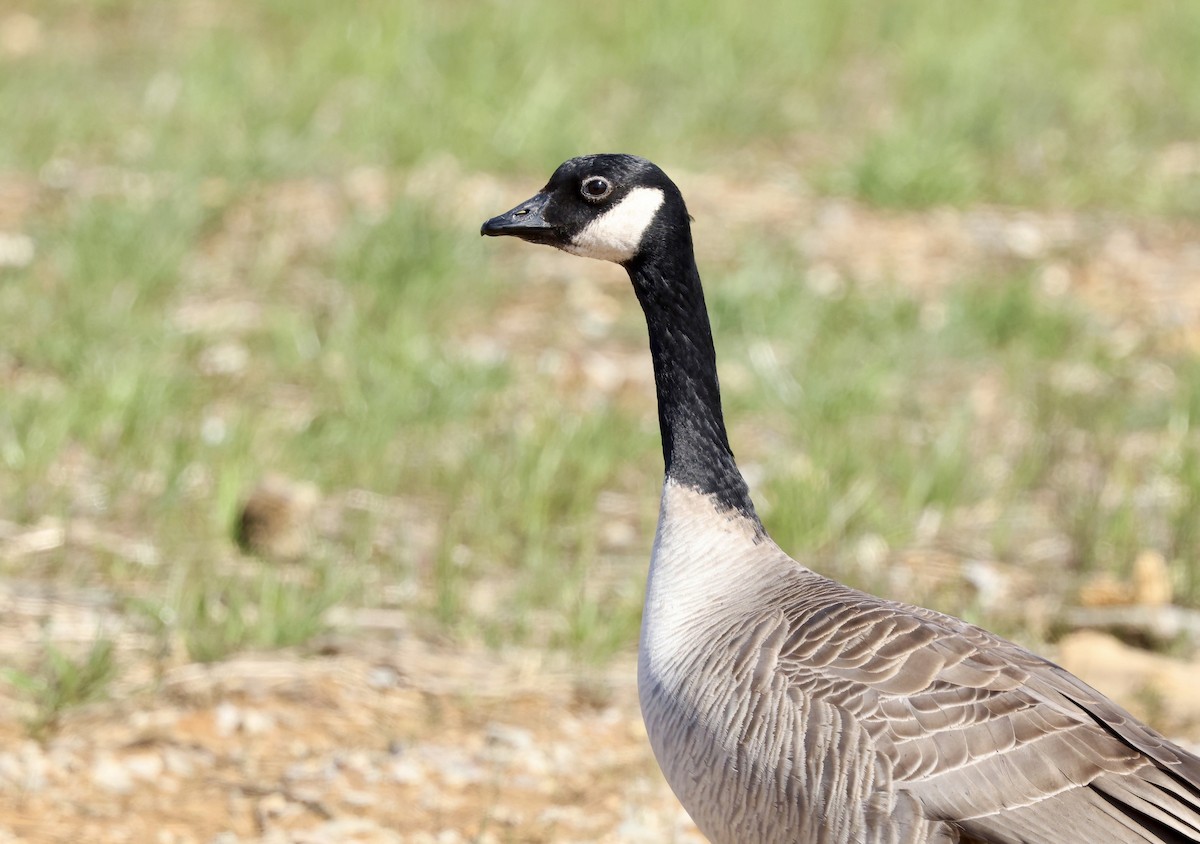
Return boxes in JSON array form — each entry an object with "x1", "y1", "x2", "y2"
[{"x1": 581, "y1": 176, "x2": 613, "y2": 201}]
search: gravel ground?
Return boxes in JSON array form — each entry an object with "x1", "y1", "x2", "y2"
[
  {"x1": 0, "y1": 623, "x2": 1197, "y2": 844},
  {"x1": 0, "y1": 631, "x2": 705, "y2": 844}
]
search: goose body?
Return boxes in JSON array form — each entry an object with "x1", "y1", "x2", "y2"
[{"x1": 481, "y1": 154, "x2": 1200, "y2": 843}]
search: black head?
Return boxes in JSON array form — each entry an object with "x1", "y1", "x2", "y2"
[{"x1": 480, "y1": 154, "x2": 690, "y2": 265}]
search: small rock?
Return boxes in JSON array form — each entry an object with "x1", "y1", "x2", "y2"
[
  {"x1": 1133, "y1": 549, "x2": 1172, "y2": 607},
  {"x1": 1040, "y1": 262, "x2": 1072, "y2": 297},
  {"x1": 0, "y1": 231, "x2": 33, "y2": 268},
  {"x1": 241, "y1": 708, "x2": 275, "y2": 736},
  {"x1": 214, "y1": 702, "x2": 241, "y2": 736},
  {"x1": 123, "y1": 751, "x2": 164, "y2": 782},
  {"x1": 197, "y1": 341, "x2": 249, "y2": 377},
  {"x1": 1004, "y1": 219, "x2": 1045, "y2": 259},
  {"x1": 0, "y1": 752, "x2": 21, "y2": 785},
  {"x1": 488, "y1": 806, "x2": 523, "y2": 827},
  {"x1": 294, "y1": 818, "x2": 404, "y2": 844},
  {"x1": 200, "y1": 415, "x2": 227, "y2": 445},
  {"x1": 343, "y1": 166, "x2": 391, "y2": 222},
  {"x1": 389, "y1": 756, "x2": 422, "y2": 785},
  {"x1": 600, "y1": 519, "x2": 637, "y2": 550},
  {"x1": 0, "y1": 13, "x2": 42, "y2": 58},
  {"x1": 163, "y1": 747, "x2": 198, "y2": 777},
  {"x1": 806, "y1": 263, "x2": 844, "y2": 298},
  {"x1": 1079, "y1": 550, "x2": 1173, "y2": 609},
  {"x1": 16, "y1": 742, "x2": 47, "y2": 791},
  {"x1": 235, "y1": 474, "x2": 321, "y2": 561},
  {"x1": 435, "y1": 755, "x2": 486, "y2": 788},
  {"x1": 367, "y1": 665, "x2": 400, "y2": 689},
  {"x1": 257, "y1": 791, "x2": 289, "y2": 818},
  {"x1": 341, "y1": 788, "x2": 378, "y2": 807},
  {"x1": 485, "y1": 723, "x2": 535, "y2": 752},
  {"x1": 962, "y1": 560, "x2": 1010, "y2": 610},
  {"x1": 91, "y1": 754, "x2": 134, "y2": 794},
  {"x1": 338, "y1": 750, "x2": 372, "y2": 773},
  {"x1": 1079, "y1": 572, "x2": 1131, "y2": 608},
  {"x1": 854, "y1": 534, "x2": 889, "y2": 573}
]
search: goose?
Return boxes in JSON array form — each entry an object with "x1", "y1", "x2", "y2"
[{"x1": 480, "y1": 154, "x2": 1200, "y2": 844}]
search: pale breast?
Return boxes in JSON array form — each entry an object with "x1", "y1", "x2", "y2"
[{"x1": 636, "y1": 482, "x2": 946, "y2": 844}]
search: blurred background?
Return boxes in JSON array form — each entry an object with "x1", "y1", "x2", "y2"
[{"x1": 2, "y1": 1, "x2": 1200, "y2": 841}]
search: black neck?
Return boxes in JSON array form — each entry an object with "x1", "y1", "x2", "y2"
[{"x1": 626, "y1": 239, "x2": 762, "y2": 526}]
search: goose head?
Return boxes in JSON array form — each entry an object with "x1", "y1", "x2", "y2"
[{"x1": 480, "y1": 154, "x2": 690, "y2": 266}]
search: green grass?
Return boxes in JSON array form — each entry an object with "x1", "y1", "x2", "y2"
[
  {"x1": 4, "y1": 638, "x2": 119, "y2": 739},
  {"x1": 770, "y1": 276, "x2": 1200, "y2": 592},
  {"x1": 2, "y1": 0, "x2": 1200, "y2": 719},
  {"x1": 4, "y1": 1, "x2": 1200, "y2": 209}
]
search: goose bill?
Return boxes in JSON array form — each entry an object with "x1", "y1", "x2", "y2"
[{"x1": 479, "y1": 192, "x2": 556, "y2": 243}]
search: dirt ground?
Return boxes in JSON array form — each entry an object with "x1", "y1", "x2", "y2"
[
  {"x1": 0, "y1": 620, "x2": 1198, "y2": 844},
  {"x1": 0, "y1": 619, "x2": 702, "y2": 844},
  {"x1": 5, "y1": 163, "x2": 1200, "y2": 842}
]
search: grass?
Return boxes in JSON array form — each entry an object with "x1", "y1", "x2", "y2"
[
  {"x1": 4, "y1": 1, "x2": 1200, "y2": 208},
  {"x1": 4, "y1": 638, "x2": 119, "y2": 739},
  {"x1": 763, "y1": 275, "x2": 1195, "y2": 585},
  {"x1": 3, "y1": 0, "x2": 1200, "y2": 733}
]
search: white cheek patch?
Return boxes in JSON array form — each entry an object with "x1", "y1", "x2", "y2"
[{"x1": 563, "y1": 186, "x2": 666, "y2": 263}]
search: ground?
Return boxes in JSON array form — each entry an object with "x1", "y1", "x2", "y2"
[{"x1": 0, "y1": 621, "x2": 1198, "y2": 843}]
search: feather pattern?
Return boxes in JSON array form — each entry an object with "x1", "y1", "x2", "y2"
[{"x1": 641, "y1": 481, "x2": 1200, "y2": 843}]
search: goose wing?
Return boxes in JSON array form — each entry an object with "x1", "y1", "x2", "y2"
[{"x1": 773, "y1": 581, "x2": 1200, "y2": 843}]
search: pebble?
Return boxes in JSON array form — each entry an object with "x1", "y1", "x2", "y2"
[
  {"x1": 242, "y1": 708, "x2": 276, "y2": 736},
  {"x1": 91, "y1": 754, "x2": 134, "y2": 794},
  {"x1": 257, "y1": 791, "x2": 289, "y2": 819},
  {"x1": 124, "y1": 751, "x2": 164, "y2": 781},
  {"x1": 291, "y1": 818, "x2": 403, "y2": 843},
  {"x1": 435, "y1": 756, "x2": 485, "y2": 789},
  {"x1": 389, "y1": 756, "x2": 422, "y2": 785},
  {"x1": 1003, "y1": 219, "x2": 1046, "y2": 259},
  {"x1": 214, "y1": 702, "x2": 241, "y2": 736},
  {"x1": 198, "y1": 341, "x2": 249, "y2": 377},
  {"x1": 366, "y1": 665, "x2": 400, "y2": 689},
  {"x1": 341, "y1": 788, "x2": 378, "y2": 808},
  {"x1": 0, "y1": 231, "x2": 34, "y2": 268},
  {"x1": 163, "y1": 747, "x2": 203, "y2": 778},
  {"x1": 484, "y1": 722, "x2": 535, "y2": 752},
  {"x1": 214, "y1": 702, "x2": 275, "y2": 736},
  {"x1": 0, "y1": 751, "x2": 24, "y2": 787}
]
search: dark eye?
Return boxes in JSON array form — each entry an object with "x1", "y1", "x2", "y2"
[{"x1": 581, "y1": 176, "x2": 613, "y2": 201}]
